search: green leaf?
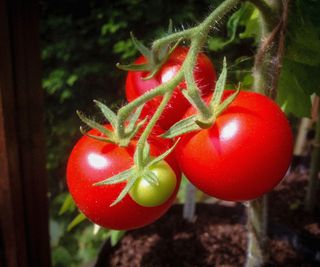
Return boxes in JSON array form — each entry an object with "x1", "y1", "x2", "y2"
[
  {"x1": 162, "y1": 115, "x2": 200, "y2": 138},
  {"x1": 277, "y1": 59, "x2": 314, "y2": 117},
  {"x1": 94, "y1": 168, "x2": 134, "y2": 186},
  {"x1": 67, "y1": 212, "x2": 87, "y2": 232},
  {"x1": 110, "y1": 230, "x2": 125, "y2": 247},
  {"x1": 239, "y1": 8, "x2": 260, "y2": 43},
  {"x1": 59, "y1": 194, "x2": 75, "y2": 215},
  {"x1": 94, "y1": 100, "x2": 117, "y2": 129},
  {"x1": 285, "y1": 0, "x2": 320, "y2": 66},
  {"x1": 77, "y1": 111, "x2": 113, "y2": 139}
]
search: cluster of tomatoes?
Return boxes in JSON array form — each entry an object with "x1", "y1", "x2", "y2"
[{"x1": 67, "y1": 47, "x2": 293, "y2": 230}]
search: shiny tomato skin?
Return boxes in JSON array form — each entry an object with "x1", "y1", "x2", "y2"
[
  {"x1": 67, "y1": 128, "x2": 181, "y2": 230},
  {"x1": 175, "y1": 90, "x2": 293, "y2": 201},
  {"x1": 126, "y1": 46, "x2": 216, "y2": 130}
]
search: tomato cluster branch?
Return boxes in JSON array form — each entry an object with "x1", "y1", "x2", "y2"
[
  {"x1": 117, "y1": 0, "x2": 242, "y2": 140},
  {"x1": 76, "y1": 0, "x2": 282, "y2": 208}
]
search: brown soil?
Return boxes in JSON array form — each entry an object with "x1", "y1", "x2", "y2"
[{"x1": 95, "y1": 172, "x2": 320, "y2": 267}]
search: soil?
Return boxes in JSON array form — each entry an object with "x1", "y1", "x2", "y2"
[{"x1": 95, "y1": 171, "x2": 320, "y2": 267}]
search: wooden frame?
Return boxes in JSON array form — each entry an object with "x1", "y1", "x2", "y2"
[{"x1": 0, "y1": 0, "x2": 51, "y2": 266}]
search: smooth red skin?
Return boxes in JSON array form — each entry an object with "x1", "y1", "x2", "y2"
[
  {"x1": 67, "y1": 129, "x2": 181, "y2": 230},
  {"x1": 175, "y1": 90, "x2": 293, "y2": 201},
  {"x1": 125, "y1": 46, "x2": 217, "y2": 130}
]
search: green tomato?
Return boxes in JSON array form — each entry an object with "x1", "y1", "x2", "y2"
[{"x1": 129, "y1": 160, "x2": 177, "y2": 207}]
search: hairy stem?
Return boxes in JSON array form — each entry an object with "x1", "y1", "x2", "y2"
[
  {"x1": 183, "y1": 38, "x2": 212, "y2": 118},
  {"x1": 116, "y1": 71, "x2": 183, "y2": 139},
  {"x1": 135, "y1": 92, "x2": 173, "y2": 167},
  {"x1": 246, "y1": 1, "x2": 289, "y2": 266}
]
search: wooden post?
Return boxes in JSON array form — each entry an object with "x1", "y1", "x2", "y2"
[{"x1": 0, "y1": 0, "x2": 51, "y2": 266}]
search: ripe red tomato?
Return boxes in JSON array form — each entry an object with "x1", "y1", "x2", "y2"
[
  {"x1": 67, "y1": 127, "x2": 181, "y2": 230},
  {"x1": 175, "y1": 90, "x2": 293, "y2": 201},
  {"x1": 125, "y1": 46, "x2": 217, "y2": 130}
]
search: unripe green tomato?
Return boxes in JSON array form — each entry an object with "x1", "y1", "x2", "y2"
[{"x1": 129, "y1": 160, "x2": 177, "y2": 207}]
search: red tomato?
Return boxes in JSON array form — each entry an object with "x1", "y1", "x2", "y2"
[
  {"x1": 175, "y1": 90, "x2": 293, "y2": 201},
  {"x1": 126, "y1": 46, "x2": 217, "y2": 130},
  {"x1": 67, "y1": 127, "x2": 181, "y2": 230}
]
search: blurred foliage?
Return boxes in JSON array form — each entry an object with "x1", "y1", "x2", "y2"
[
  {"x1": 42, "y1": 0, "x2": 320, "y2": 266},
  {"x1": 277, "y1": 0, "x2": 320, "y2": 117}
]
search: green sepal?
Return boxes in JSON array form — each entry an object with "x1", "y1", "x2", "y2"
[
  {"x1": 77, "y1": 111, "x2": 114, "y2": 139},
  {"x1": 126, "y1": 104, "x2": 145, "y2": 134},
  {"x1": 181, "y1": 90, "x2": 201, "y2": 110},
  {"x1": 67, "y1": 212, "x2": 86, "y2": 232},
  {"x1": 210, "y1": 57, "x2": 227, "y2": 111},
  {"x1": 80, "y1": 126, "x2": 114, "y2": 143},
  {"x1": 116, "y1": 62, "x2": 150, "y2": 72},
  {"x1": 94, "y1": 100, "x2": 117, "y2": 129},
  {"x1": 195, "y1": 119, "x2": 214, "y2": 129},
  {"x1": 215, "y1": 84, "x2": 240, "y2": 116},
  {"x1": 124, "y1": 118, "x2": 147, "y2": 141},
  {"x1": 142, "y1": 142, "x2": 151, "y2": 165},
  {"x1": 142, "y1": 38, "x2": 182, "y2": 80},
  {"x1": 130, "y1": 32, "x2": 152, "y2": 59},
  {"x1": 94, "y1": 168, "x2": 134, "y2": 186},
  {"x1": 146, "y1": 138, "x2": 180, "y2": 168},
  {"x1": 162, "y1": 115, "x2": 200, "y2": 138},
  {"x1": 110, "y1": 174, "x2": 139, "y2": 207},
  {"x1": 143, "y1": 171, "x2": 159, "y2": 186},
  {"x1": 59, "y1": 194, "x2": 75, "y2": 215}
]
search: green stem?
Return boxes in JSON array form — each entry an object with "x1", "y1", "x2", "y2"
[
  {"x1": 245, "y1": 197, "x2": 268, "y2": 267},
  {"x1": 183, "y1": 38, "x2": 212, "y2": 119},
  {"x1": 246, "y1": 0, "x2": 285, "y2": 266},
  {"x1": 116, "y1": 71, "x2": 184, "y2": 139},
  {"x1": 152, "y1": 29, "x2": 194, "y2": 51},
  {"x1": 305, "y1": 103, "x2": 320, "y2": 213},
  {"x1": 200, "y1": 0, "x2": 240, "y2": 33},
  {"x1": 135, "y1": 92, "x2": 173, "y2": 167}
]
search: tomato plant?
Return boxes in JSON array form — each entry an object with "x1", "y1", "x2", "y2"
[
  {"x1": 125, "y1": 46, "x2": 217, "y2": 129},
  {"x1": 66, "y1": 127, "x2": 181, "y2": 230},
  {"x1": 175, "y1": 90, "x2": 293, "y2": 201}
]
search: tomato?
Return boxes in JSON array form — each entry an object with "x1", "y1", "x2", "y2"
[
  {"x1": 126, "y1": 46, "x2": 217, "y2": 130},
  {"x1": 175, "y1": 90, "x2": 293, "y2": 201},
  {"x1": 67, "y1": 127, "x2": 181, "y2": 230},
  {"x1": 129, "y1": 160, "x2": 177, "y2": 207}
]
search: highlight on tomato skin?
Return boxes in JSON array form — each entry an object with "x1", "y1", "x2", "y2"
[
  {"x1": 175, "y1": 90, "x2": 294, "y2": 202},
  {"x1": 125, "y1": 46, "x2": 217, "y2": 130},
  {"x1": 66, "y1": 126, "x2": 181, "y2": 230}
]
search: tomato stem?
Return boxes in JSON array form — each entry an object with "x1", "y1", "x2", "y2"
[{"x1": 135, "y1": 92, "x2": 173, "y2": 168}]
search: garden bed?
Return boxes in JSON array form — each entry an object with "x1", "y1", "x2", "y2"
[{"x1": 95, "y1": 172, "x2": 320, "y2": 267}]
